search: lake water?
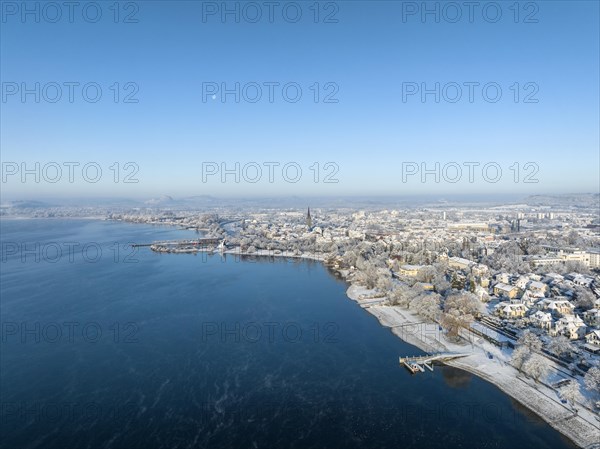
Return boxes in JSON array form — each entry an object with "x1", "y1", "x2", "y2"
[{"x1": 0, "y1": 219, "x2": 576, "y2": 448}]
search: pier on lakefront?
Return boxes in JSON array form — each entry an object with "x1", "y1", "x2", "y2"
[{"x1": 399, "y1": 353, "x2": 470, "y2": 374}]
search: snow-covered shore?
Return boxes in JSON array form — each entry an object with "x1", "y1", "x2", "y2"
[{"x1": 346, "y1": 284, "x2": 600, "y2": 448}]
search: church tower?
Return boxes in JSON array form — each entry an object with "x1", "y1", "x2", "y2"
[{"x1": 306, "y1": 207, "x2": 312, "y2": 230}]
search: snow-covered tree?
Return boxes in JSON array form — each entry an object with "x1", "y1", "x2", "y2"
[
  {"x1": 410, "y1": 293, "x2": 442, "y2": 322},
  {"x1": 444, "y1": 292, "x2": 482, "y2": 317},
  {"x1": 388, "y1": 285, "x2": 406, "y2": 306},
  {"x1": 547, "y1": 336, "x2": 576, "y2": 359},
  {"x1": 440, "y1": 309, "x2": 471, "y2": 340},
  {"x1": 567, "y1": 230, "x2": 581, "y2": 246},
  {"x1": 517, "y1": 330, "x2": 542, "y2": 351},
  {"x1": 584, "y1": 367, "x2": 600, "y2": 396},
  {"x1": 559, "y1": 382, "x2": 583, "y2": 410},
  {"x1": 521, "y1": 354, "x2": 549, "y2": 383},
  {"x1": 450, "y1": 272, "x2": 466, "y2": 290},
  {"x1": 574, "y1": 287, "x2": 596, "y2": 311},
  {"x1": 431, "y1": 270, "x2": 451, "y2": 296},
  {"x1": 417, "y1": 265, "x2": 437, "y2": 283},
  {"x1": 375, "y1": 270, "x2": 393, "y2": 292},
  {"x1": 511, "y1": 346, "x2": 529, "y2": 371},
  {"x1": 512, "y1": 330, "x2": 546, "y2": 374},
  {"x1": 354, "y1": 264, "x2": 379, "y2": 289}
]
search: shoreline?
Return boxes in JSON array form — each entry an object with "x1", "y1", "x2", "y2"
[
  {"x1": 0, "y1": 215, "x2": 107, "y2": 221},
  {"x1": 445, "y1": 358, "x2": 598, "y2": 449},
  {"x1": 34, "y1": 217, "x2": 599, "y2": 447},
  {"x1": 344, "y1": 285, "x2": 600, "y2": 449}
]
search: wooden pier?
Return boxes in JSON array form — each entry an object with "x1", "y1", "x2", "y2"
[{"x1": 399, "y1": 353, "x2": 469, "y2": 374}]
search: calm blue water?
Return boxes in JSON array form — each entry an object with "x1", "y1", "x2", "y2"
[{"x1": 0, "y1": 219, "x2": 576, "y2": 449}]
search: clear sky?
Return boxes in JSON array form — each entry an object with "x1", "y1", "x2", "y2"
[{"x1": 1, "y1": 1, "x2": 599, "y2": 200}]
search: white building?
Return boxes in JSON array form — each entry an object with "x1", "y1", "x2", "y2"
[
  {"x1": 448, "y1": 256, "x2": 475, "y2": 271},
  {"x1": 582, "y1": 308, "x2": 600, "y2": 328},
  {"x1": 493, "y1": 283, "x2": 520, "y2": 299},
  {"x1": 527, "y1": 280, "x2": 548, "y2": 296},
  {"x1": 530, "y1": 311, "x2": 553, "y2": 330},
  {"x1": 536, "y1": 298, "x2": 575, "y2": 316},
  {"x1": 530, "y1": 249, "x2": 600, "y2": 268},
  {"x1": 585, "y1": 330, "x2": 600, "y2": 347},
  {"x1": 398, "y1": 264, "x2": 425, "y2": 277},
  {"x1": 495, "y1": 302, "x2": 528, "y2": 319},
  {"x1": 551, "y1": 315, "x2": 587, "y2": 340}
]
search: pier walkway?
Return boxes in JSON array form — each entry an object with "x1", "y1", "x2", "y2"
[{"x1": 399, "y1": 353, "x2": 470, "y2": 374}]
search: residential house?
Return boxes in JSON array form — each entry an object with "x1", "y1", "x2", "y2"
[
  {"x1": 536, "y1": 298, "x2": 575, "y2": 316},
  {"x1": 493, "y1": 283, "x2": 520, "y2": 299},
  {"x1": 520, "y1": 291, "x2": 538, "y2": 308},
  {"x1": 530, "y1": 310, "x2": 553, "y2": 331},
  {"x1": 585, "y1": 330, "x2": 600, "y2": 346},
  {"x1": 474, "y1": 285, "x2": 490, "y2": 302},
  {"x1": 398, "y1": 264, "x2": 424, "y2": 277},
  {"x1": 495, "y1": 273, "x2": 511, "y2": 284},
  {"x1": 471, "y1": 264, "x2": 489, "y2": 277},
  {"x1": 515, "y1": 276, "x2": 530, "y2": 290},
  {"x1": 494, "y1": 301, "x2": 528, "y2": 319},
  {"x1": 448, "y1": 256, "x2": 474, "y2": 271},
  {"x1": 551, "y1": 315, "x2": 587, "y2": 340},
  {"x1": 582, "y1": 308, "x2": 600, "y2": 328},
  {"x1": 566, "y1": 273, "x2": 594, "y2": 288},
  {"x1": 527, "y1": 280, "x2": 548, "y2": 297},
  {"x1": 544, "y1": 272, "x2": 564, "y2": 284}
]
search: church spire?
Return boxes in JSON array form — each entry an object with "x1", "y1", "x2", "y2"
[{"x1": 306, "y1": 207, "x2": 312, "y2": 230}]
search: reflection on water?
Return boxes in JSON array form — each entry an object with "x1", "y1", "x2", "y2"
[
  {"x1": 509, "y1": 397, "x2": 545, "y2": 425},
  {"x1": 441, "y1": 367, "x2": 473, "y2": 389}
]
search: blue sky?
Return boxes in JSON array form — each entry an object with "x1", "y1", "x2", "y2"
[{"x1": 1, "y1": 1, "x2": 599, "y2": 199}]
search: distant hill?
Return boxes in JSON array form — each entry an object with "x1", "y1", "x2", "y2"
[
  {"x1": 2, "y1": 200, "x2": 53, "y2": 209},
  {"x1": 144, "y1": 195, "x2": 176, "y2": 206},
  {"x1": 524, "y1": 193, "x2": 599, "y2": 208}
]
